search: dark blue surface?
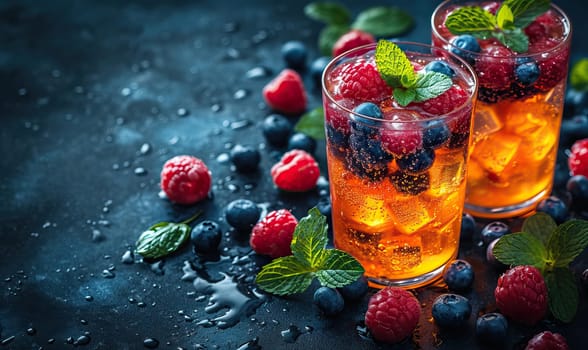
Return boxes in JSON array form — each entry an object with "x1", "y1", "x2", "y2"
[{"x1": 1, "y1": 1, "x2": 588, "y2": 349}]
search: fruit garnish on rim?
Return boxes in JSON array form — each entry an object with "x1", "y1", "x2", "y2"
[{"x1": 444, "y1": 0, "x2": 551, "y2": 53}]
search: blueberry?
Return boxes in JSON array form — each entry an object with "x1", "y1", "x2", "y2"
[
  {"x1": 423, "y1": 120, "x2": 450, "y2": 149},
  {"x1": 449, "y1": 34, "x2": 481, "y2": 64},
  {"x1": 443, "y1": 259, "x2": 474, "y2": 291},
  {"x1": 281, "y1": 40, "x2": 307, "y2": 70},
  {"x1": 316, "y1": 196, "x2": 332, "y2": 220},
  {"x1": 432, "y1": 293, "x2": 472, "y2": 328},
  {"x1": 564, "y1": 89, "x2": 588, "y2": 117},
  {"x1": 424, "y1": 60, "x2": 456, "y2": 78},
  {"x1": 396, "y1": 148, "x2": 435, "y2": 174},
  {"x1": 313, "y1": 287, "x2": 345, "y2": 316},
  {"x1": 389, "y1": 170, "x2": 430, "y2": 195},
  {"x1": 515, "y1": 61, "x2": 540, "y2": 86},
  {"x1": 536, "y1": 196, "x2": 568, "y2": 224},
  {"x1": 230, "y1": 144, "x2": 260, "y2": 172},
  {"x1": 486, "y1": 238, "x2": 507, "y2": 270},
  {"x1": 350, "y1": 102, "x2": 383, "y2": 137},
  {"x1": 225, "y1": 199, "x2": 261, "y2": 232},
  {"x1": 191, "y1": 220, "x2": 222, "y2": 255},
  {"x1": 338, "y1": 275, "x2": 369, "y2": 300},
  {"x1": 262, "y1": 114, "x2": 292, "y2": 147},
  {"x1": 560, "y1": 115, "x2": 588, "y2": 147},
  {"x1": 347, "y1": 134, "x2": 392, "y2": 181},
  {"x1": 566, "y1": 175, "x2": 588, "y2": 206},
  {"x1": 310, "y1": 56, "x2": 331, "y2": 85},
  {"x1": 460, "y1": 213, "x2": 476, "y2": 241},
  {"x1": 287, "y1": 132, "x2": 317, "y2": 154},
  {"x1": 480, "y1": 221, "x2": 510, "y2": 245},
  {"x1": 475, "y1": 313, "x2": 508, "y2": 344}
]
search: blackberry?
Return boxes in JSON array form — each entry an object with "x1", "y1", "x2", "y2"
[
  {"x1": 389, "y1": 170, "x2": 430, "y2": 195},
  {"x1": 422, "y1": 120, "x2": 450, "y2": 149},
  {"x1": 230, "y1": 144, "x2": 260, "y2": 173},
  {"x1": 446, "y1": 131, "x2": 469, "y2": 149},
  {"x1": 313, "y1": 287, "x2": 345, "y2": 316},
  {"x1": 326, "y1": 124, "x2": 349, "y2": 160},
  {"x1": 396, "y1": 148, "x2": 435, "y2": 174},
  {"x1": 480, "y1": 221, "x2": 510, "y2": 245},
  {"x1": 287, "y1": 132, "x2": 317, "y2": 154},
  {"x1": 347, "y1": 134, "x2": 392, "y2": 182},
  {"x1": 424, "y1": 60, "x2": 456, "y2": 78},
  {"x1": 536, "y1": 196, "x2": 568, "y2": 224},
  {"x1": 191, "y1": 220, "x2": 222, "y2": 255},
  {"x1": 432, "y1": 293, "x2": 472, "y2": 328},
  {"x1": 475, "y1": 313, "x2": 508, "y2": 345},
  {"x1": 262, "y1": 114, "x2": 292, "y2": 147},
  {"x1": 338, "y1": 275, "x2": 369, "y2": 301},
  {"x1": 281, "y1": 40, "x2": 307, "y2": 70},
  {"x1": 442, "y1": 259, "x2": 474, "y2": 292},
  {"x1": 225, "y1": 199, "x2": 261, "y2": 232}
]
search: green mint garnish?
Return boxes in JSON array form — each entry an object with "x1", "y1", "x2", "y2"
[
  {"x1": 570, "y1": 58, "x2": 588, "y2": 91},
  {"x1": 305, "y1": 2, "x2": 413, "y2": 56},
  {"x1": 295, "y1": 107, "x2": 325, "y2": 140},
  {"x1": 255, "y1": 207, "x2": 365, "y2": 296},
  {"x1": 445, "y1": 0, "x2": 551, "y2": 53},
  {"x1": 135, "y1": 211, "x2": 202, "y2": 259},
  {"x1": 375, "y1": 40, "x2": 452, "y2": 106},
  {"x1": 493, "y1": 213, "x2": 588, "y2": 323}
]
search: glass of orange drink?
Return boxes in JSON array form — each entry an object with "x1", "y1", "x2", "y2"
[
  {"x1": 432, "y1": 0, "x2": 572, "y2": 218},
  {"x1": 322, "y1": 41, "x2": 477, "y2": 288}
]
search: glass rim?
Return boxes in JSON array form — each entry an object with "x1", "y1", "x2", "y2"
[
  {"x1": 321, "y1": 40, "x2": 478, "y2": 124},
  {"x1": 431, "y1": 0, "x2": 573, "y2": 60}
]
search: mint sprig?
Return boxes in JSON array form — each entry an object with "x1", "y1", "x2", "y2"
[
  {"x1": 493, "y1": 213, "x2": 588, "y2": 322},
  {"x1": 375, "y1": 40, "x2": 452, "y2": 106},
  {"x1": 445, "y1": 0, "x2": 551, "y2": 53},
  {"x1": 135, "y1": 211, "x2": 202, "y2": 259},
  {"x1": 295, "y1": 107, "x2": 325, "y2": 140},
  {"x1": 255, "y1": 207, "x2": 365, "y2": 296}
]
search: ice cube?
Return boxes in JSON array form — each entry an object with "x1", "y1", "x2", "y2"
[
  {"x1": 386, "y1": 195, "x2": 433, "y2": 235},
  {"x1": 471, "y1": 131, "x2": 522, "y2": 175},
  {"x1": 428, "y1": 149, "x2": 467, "y2": 196},
  {"x1": 378, "y1": 234, "x2": 423, "y2": 271},
  {"x1": 340, "y1": 194, "x2": 394, "y2": 233},
  {"x1": 472, "y1": 107, "x2": 503, "y2": 141}
]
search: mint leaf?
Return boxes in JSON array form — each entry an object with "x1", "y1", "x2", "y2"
[
  {"x1": 393, "y1": 88, "x2": 417, "y2": 107},
  {"x1": 545, "y1": 268, "x2": 578, "y2": 323},
  {"x1": 546, "y1": 219, "x2": 588, "y2": 268},
  {"x1": 493, "y1": 232, "x2": 548, "y2": 269},
  {"x1": 496, "y1": 4, "x2": 515, "y2": 30},
  {"x1": 495, "y1": 28, "x2": 529, "y2": 53},
  {"x1": 570, "y1": 58, "x2": 588, "y2": 91},
  {"x1": 315, "y1": 249, "x2": 365, "y2": 288},
  {"x1": 412, "y1": 71, "x2": 453, "y2": 102},
  {"x1": 352, "y1": 6, "x2": 413, "y2": 37},
  {"x1": 255, "y1": 256, "x2": 315, "y2": 296},
  {"x1": 445, "y1": 6, "x2": 496, "y2": 37},
  {"x1": 304, "y1": 2, "x2": 351, "y2": 26},
  {"x1": 375, "y1": 40, "x2": 416, "y2": 88},
  {"x1": 319, "y1": 24, "x2": 350, "y2": 56},
  {"x1": 295, "y1": 107, "x2": 325, "y2": 140},
  {"x1": 504, "y1": 0, "x2": 551, "y2": 28},
  {"x1": 135, "y1": 212, "x2": 201, "y2": 259},
  {"x1": 291, "y1": 207, "x2": 329, "y2": 268},
  {"x1": 521, "y1": 212, "x2": 557, "y2": 246}
]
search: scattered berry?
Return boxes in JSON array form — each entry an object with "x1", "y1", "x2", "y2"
[
  {"x1": 190, "y1": 220, "x2": 222, "y2": 255},
  {"x1": 536, "y1": 196, "x2": 568, "y2": 224},
  {"x1": 332, "y1": 29, "x2": 375, "y2": 58},
  {"x1": 424, "y1": 60, "x2": 456, "y2": 78},
  {"x1": 460, "y1": 212, "x2": 476, "y2": 241},
  {"x1": 486, "y1": 238, "x2": 507, "y2": 270},
  {"x1": 271, "y1": 149, "x2": 320, "y2": 192},
  {"x1": 338, "y1": 275, "x2": 369, "y2": 301},
  {"x1": 480, "y1": 221, "x2": 510, "y2": 245},
  {"x1": 364, "y1": 287, "x2": 421, "y2": 344},
  {"x1": 160, "y1": 155, "x2": 212, "y2": 205},
  {"x1": 431, "y1": 293, "x2": 472, "y2": 328},
  {"x1": 262, "y1": 69, "x2": 307, "y2": 115},
  {"x1": 568, "y1": 138, "x2": 588, "y2": 178},
  {"x1": 515, "y1": 60, "x2": 541, "y2": 86},
  {"x1": 475, "y1": 313, "x2": 508, "y2": 345},
  {"x1": 412, "y1": 85, "x2": 468, "y2": 116},
  {"x1": 249, "y1": 209, "x2": 298, "y2": 258},
  {"x1": 443, "y1": 259, "x2": 474, "y2": 292},
  {"x1": 422, "y1": 120, "x2": 450, "y2": 149},
  {"x1": 525, "y1": 331, "x2": 569, "y2": 350},
  {"x1": 310, "y1": 56, "x2": 331, "y2": 85},
  {"x1": 313, "y1": 287, "x2": 345, "y2": 316},
  {"x1": 475, "y1": 44, "x2": 514, "y2": 90},
  {"x1": 224, "y1": 199, "x2": 261, "y2": 232},
  {"x1": 281, "y1": 40, "x2": 307, "y2": 70},
  {"x1": 396, "y1": 148, "x2": 435, "y2": 174},
  {"x1": 389, "y1": 170, "x2": 430, "y2": 195},
  {"x1": 287, "y1": 132, "x2": 317, "y2": 154},
  {"x1": 566, "y1": 175, "x2": 588, "y2": 206},
  {"x1": 495, "y1": 265, "x2": 548, "y2": 326},
  {"x1": 449, "y1": 34, "x2": 481, "y2": 64},
  {"x1": 230, "y1": 144, "x2": 260, "y2": 172},
  {"x1": 262, "y1": 114, "x2": 293, "y2": 147},
  {"x1": 560, "y1": 116, "x2": 588, "y2": 148},
  {"x1": 337, "y1": 57, "x2": 392, "y2": 103}
]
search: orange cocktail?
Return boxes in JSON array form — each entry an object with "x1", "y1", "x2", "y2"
[
  {"x1": 432, "y1": 0, "x2": 572, "y2": 218},
  {"x1": 322, "y1": 42, "x2": 477, "y2": 288}
]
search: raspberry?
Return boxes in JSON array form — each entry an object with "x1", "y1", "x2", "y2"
[
  {"x1": 262, "y1": 69, "x2": 307, "y2": 115},
  {"x1": 534, "y1": 44, "x2": 570, "y2": 91},
  {"x1": 525, "y1": 12, "x2": 560, "y2": 46},
  {"x1": 411, "y1": 85, "x2": 468, "y2": 116},
  {"x1": 568, "y1": 138, "x2": 588, "y2": 177},
  {"x1": 475, "y1": 44, "x2": 514, "y2": 90},
  {"x1": 249, "y1": 209, "x2": 298, "y2": 258},
  {"x1": 364, "y1": 287, "x2": 421, "y2": 344},
  {"x1": 160, "y1": 155, "x2": 212, "y2": 205},
  {"x1": 494, "y1": 265, "x2": 548, "y2": 325},
  {"x1": 332, "y1": 29, "x2": 376, "y2": 58},
  {"x1": 337, "y1": 57, "x2": 392, "y2": 103},
  {"x1": 525, "y1": 331, "x2": 569, "y2": 350},
  {"x1": 271, "y1": 149, "x2": 320, "y2": 192}
]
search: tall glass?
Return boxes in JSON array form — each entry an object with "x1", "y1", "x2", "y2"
[
  {"x1": 322, "y1": 42, "x2": 477, "y2": 288},
  {"x1": 432, "y1": 0, "x2": 572, "y2": 218}
]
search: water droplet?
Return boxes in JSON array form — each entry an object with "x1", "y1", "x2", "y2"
[
  {"x1": 150, "y1": 261, "x2": 164, "y2": 275},
  {"x1": 101, "y1": 270, "x2": 115, "y2": 279},
  {"x1": 81, "y1": 319, "x2": 88, "y2": 325},
  {"x1": 233, "y1": 89, "x2": 248, "y2": 100},
  {"x1": 236, "y1": 337, "x2": 261, "y2": 350},
  {"x1": 1, "y1": 336, "x2": 15, "y2": 345},
  {"x1": 140, "y1": 143, "x2": 151, "y2": 155},
  {"x1": 121, "y1": 250, "x2": 134, "y2": 264},
  {"x1": 245, "y1": 67, "x2": 271, "y2": 79},
  {"x1": 176, "y1": 108, "x2": 189, "y2": 117},
  {"x1": 134, "y1": 167, "x2": 147, "y2": 176},
  {"x1": 74, "y1": 335, "x2": 91, "y2": 346},
  {"x1": 216, "y1": 153, "x2": 230, "y2": 163},
  {"x1": 211, "y1": 103, "x2": 222, "y2": 112},
  {"x1": 92, "y1": 229, "x2": 105, "y2": 242},
  {"x1": 281, "y1": 325, "x2": 302, "y2": 343},
  {"x1": 169, "y1": 136, "x2": 179, "y2": 145},
  {"x1": 226, "y1": 48, "x2": 240, "y2": 59},
  {"x1": 51, "y1": 69, "x2": 62, "y2": 78},
  {"x1": 85, "y1": 295, "x2": 94, "y2": 302},
  {"x1": 223, "y1": 22, "x2": 238, "y2": 33},
  {"x1": 143, "y1": 338, "x2": 159, "y2": 348},
  {"x1": 230, "y1": 120, "x2": 252, "y2": 130},
  {"x1": 26, "y1": 327, "x2": 36, "y2": 335},
  {"x1": 18, "y1": 87, "x2": 28, "y2": 96},
  {"x1": 121, "y1": 87, "x2": 132, "y2": 96}
]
